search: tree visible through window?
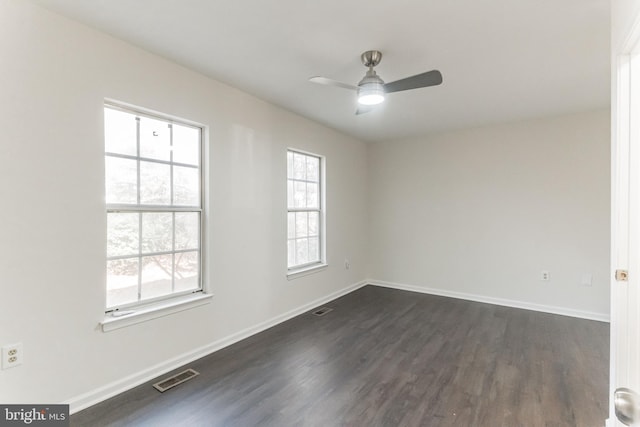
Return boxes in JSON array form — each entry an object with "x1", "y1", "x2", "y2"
[
  {"x1": 287, "y1": 150, "x2": 323, "y2": 270},
  {"x1": 104, "y1": 104, "x2": 203, "y2": 309}
]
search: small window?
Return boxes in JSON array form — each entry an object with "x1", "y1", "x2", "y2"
[
  {"x1": 287, "y1": 149, "x2": 325, "y2": 271},
  {"x1": 104, "y1": 104, "x2": 203, "y2": 310}
]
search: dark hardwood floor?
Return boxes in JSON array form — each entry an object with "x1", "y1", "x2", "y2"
[{"x1": 72, "y1": 286, "x2": 609, "y2": 427}]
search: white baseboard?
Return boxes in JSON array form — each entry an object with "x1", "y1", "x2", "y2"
[
  {"x1": 66, "y1": 280, "x2": 368, "y2": 414},
  {"x1": 67, "y1": 278, "x2": 608, "y2": 413},
  {"x1": 368, "y1": 279, "x2": 610, "y2": 323}
]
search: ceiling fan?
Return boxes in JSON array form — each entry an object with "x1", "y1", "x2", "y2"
[{"x1": 309, "y1": 50, "x2": 443, "y2": 114}]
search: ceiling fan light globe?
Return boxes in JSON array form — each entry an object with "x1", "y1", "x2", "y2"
[
  {"x1": 358, "y1": 93, "x2": 385, "y2": 105},
  {"x1": 357, "y1": 82, "x2": 385, "y2": 106}
]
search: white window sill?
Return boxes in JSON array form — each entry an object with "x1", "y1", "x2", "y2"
[
  {"x1": 287, "y1": 263, "x2": 328, "y2": 280},
  {"x1": 100, "y1": 293, "x2": 213, "y2": 332}
]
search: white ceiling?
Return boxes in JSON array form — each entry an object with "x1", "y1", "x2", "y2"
[{"x1": 31, "y1": 0, "x2": 610, "y2": 143}]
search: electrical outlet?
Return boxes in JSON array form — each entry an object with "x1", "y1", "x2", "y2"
[
  {"x1": 540, "y1": 271, "x2": 550, "y2": 281},
  {"x1": 2, "y1": 343, "x2": 23, "y2": 369},
  {"x1": 581, "y1": 273, "x2": 593, "y2": 287},
  {"x1": 344, "y1": 259, "x2": 350, "y2": 270}
]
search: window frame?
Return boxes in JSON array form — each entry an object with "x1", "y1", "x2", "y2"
[
  {"x1": 104, "y1": 101, "x2": 205, "y2": 312},
  {"x1": 286, "y1": 148, "x2": 327, "y2": 277}
]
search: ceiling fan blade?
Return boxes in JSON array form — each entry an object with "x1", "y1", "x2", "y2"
[
  {"x1": 383, "y1": 70, "x2": 443, "y2": 94},
  {"x1": 309, "y1": 76, "x2": 358, "y2": 91}
]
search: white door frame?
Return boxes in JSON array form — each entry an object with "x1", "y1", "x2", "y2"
[{"x1": 610, "y1": 11, "x2": 640, "y2": 427}]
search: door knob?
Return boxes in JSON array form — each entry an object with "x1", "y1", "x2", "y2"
[{"x1": 615, "y1": 387, "x2": 640, "y2": 426}]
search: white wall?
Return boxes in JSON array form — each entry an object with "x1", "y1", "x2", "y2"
[
  {"x1": 612, "y1": 0, "x2": 640, "y2": 52},
  {"x1": 368, "y1": 110, "x2": 611, "y2": 319},
  {"x1": 0, "y1": 0, "x2": 368, "y2": 408}
]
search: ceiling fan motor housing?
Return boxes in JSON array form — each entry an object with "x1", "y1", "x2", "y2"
[
  {"x1": 358, "y1": 69, "x2": 385, "y2": 87},
  {"x1": 357, "y1": 69, "x2": 385, "y2": 105}
]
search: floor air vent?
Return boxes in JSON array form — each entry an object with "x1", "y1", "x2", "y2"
[
  {"x1": 153, "y1": 368, "x2": 199, "y2": 393},
  {"x1": 312, "y1": 307, "x2": 333, "y2": 316}
]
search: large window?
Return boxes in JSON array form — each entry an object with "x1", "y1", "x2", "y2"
[
  {"x1": 287, "y1": 149, "x2": 324, "y2": 271},
  {"x1": 104, "y1": 104, "x2": 203, "y2": 310}
]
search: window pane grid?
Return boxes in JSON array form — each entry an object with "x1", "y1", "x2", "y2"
[
  {"x1": 108, "y1": 205, "x2": 202, "y2": 212},
  {"x1": 107, "y1": 247, "x2": 200, "y2": 261},
  {"x1": 169, "y1": 124, "x2": 174, "y2": 208},
  {"x1": 287, "y1": 150, "x2": 322, "y2": 270},
  {"x1": 136, "y1": 117, "x2": 141, "y2": 205},
  {"x1": 105, "y1": 104, "x2": 203, "y2": 309},
  {"x1": 172, "y1": 211, "x2": 176, "y2": 293},
  {"x1": 136, "y1": 207, "x2": 142, "y2": 299},
  {"x1": 286, "y1": 178, "x2": 319, "y2": 185},
  {"x1": 106, "y1": 152, "x2": 199, "y2": 170}
]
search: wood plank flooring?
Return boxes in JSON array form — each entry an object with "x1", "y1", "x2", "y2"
[{"x1": 71, "y1": 285, "x2": 609, "y2": 427}]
